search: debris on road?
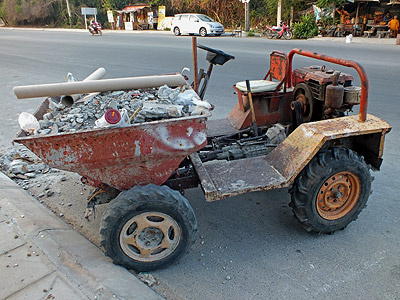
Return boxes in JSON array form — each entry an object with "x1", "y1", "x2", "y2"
[{"x1": 138, "y1": 272, "x2": 159, "y2": 287}]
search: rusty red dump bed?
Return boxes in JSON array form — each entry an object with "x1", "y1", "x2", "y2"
[{"x1": 14, "y1": 98, "x2": 208, "y2": 191}]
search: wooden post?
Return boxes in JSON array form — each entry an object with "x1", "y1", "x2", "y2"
[{"x1": 192, "y1": 37, "x2": 199, "y2": 93}]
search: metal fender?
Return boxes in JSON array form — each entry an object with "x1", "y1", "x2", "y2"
[{"x1": 266, "y1": 114, "x2": 391, "y2": 186}]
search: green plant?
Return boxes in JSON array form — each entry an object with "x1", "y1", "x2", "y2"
[
  {"x1": 319, "y1": 16, "x2": 337, "y2": 27},
  {"x1": 293, "y1": 14, "x2": 318, "y2": 39},
  {"x1": 246, "y1": 31, "x2": 256, "y2": 37}
]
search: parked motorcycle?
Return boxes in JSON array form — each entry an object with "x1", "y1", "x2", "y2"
[
  {"x1": 89, "y1": 22, "x2": 102, "y2": 36},
  {"x1": 263, "y1": 21, "x2": 292, "y2": 40}
]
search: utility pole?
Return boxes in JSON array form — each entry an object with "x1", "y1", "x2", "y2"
[
  {"x1": 241, "y1": 0, "x2": 250, "y2": 31},
  {"x1": 65, "y1": 0, "x2": 72, "y2": 26},
  {"x1": 245, "y1": 1, "x2": 250, "y2": 31}
]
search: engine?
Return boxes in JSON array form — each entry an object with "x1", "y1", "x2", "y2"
[{"x1": 292, "y1": 65, "x2": 361, "y2": 123}]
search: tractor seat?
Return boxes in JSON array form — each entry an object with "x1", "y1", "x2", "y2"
[{"x1": 235, "y1": 80, "x2": 280, "y2": 93}]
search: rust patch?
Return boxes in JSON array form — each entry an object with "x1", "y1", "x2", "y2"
[{"x1": 15, "y1": 115, "x2": 208, "y2": 191}]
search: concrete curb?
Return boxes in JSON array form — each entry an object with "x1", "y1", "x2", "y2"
[
  {"x1": 0, "y1": 26, "x2": 172, "y2": 35},
  {"x1": 308, "y1": 36, "x2": 396, "y2": 45},
  {"x1": 0, "y1": 172, "x2": 164, "y2": 300},
  {"x1": 0, "y1": 26, "x2": 236, "y2": 37}
]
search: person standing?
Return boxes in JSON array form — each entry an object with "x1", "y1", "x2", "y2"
[
  {"x1": 388, "y1": 15, "x2": 399, "y2": 38},
  {"x1": 336, "y1": 7, "x2": 349, "y2": 24},
  {"x1": 383, "y1": 12, "x2": 391, "y2": 24}
]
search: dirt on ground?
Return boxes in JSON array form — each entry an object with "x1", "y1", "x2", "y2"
[{"x1": 1, "y1": 145, "x2": 105, "y2": 247}]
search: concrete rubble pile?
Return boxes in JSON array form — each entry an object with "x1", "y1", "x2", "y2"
[
  {"x1": 29, "y1": 85, "x2": 211, "y2": 135},
  {"x1": 0, "y1": 145, "x2": 56, "y2": 191}
]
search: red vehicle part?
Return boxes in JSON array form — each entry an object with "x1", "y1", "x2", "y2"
[
  {"x1": 15, "y1": 99, "x2": 207, "y2": 191},
  {"x1": 264, "y1": 22, "x2": 292, "y2": 39},
  {"x1": 288, "y1": 48, "x2": 369, "y2": 122},
  {"x1": 229, "y1": 51, "x2": 292, "y2": 130},
  {"x1": 293, "y1": 66, "x2": 354, "y2": 87}
]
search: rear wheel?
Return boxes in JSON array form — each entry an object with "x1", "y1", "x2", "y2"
[
  {"x1": 100, "y1": 184, "x2": 197, "y2": 271},
  {"x1": 289, "y1": 148, "x2": 371, "y2": 233},
  {"x1": 283, "y1": 30, "x2": 293, "y2": 40},
  {"x1": 174, "y1": 27, "x2": 181, "y2": 36},
  {"x1": 264, "y1": 29, "x2": 273, "y2": 39},
  {"x1": 199, "y1": 27, "x2": 207, "y2": 37},
  {"x1": 99, "y1": 30, "x2": 102, "y2": 36}
]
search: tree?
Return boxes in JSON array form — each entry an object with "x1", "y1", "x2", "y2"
[
  {"x1": 170, "y1": 0, "x2": 243, "y2": 28},
  {"x1": 102, "y1": 0, "x2": 131, "y2": 10},
  {"x1": 3, "y1": 0, "x2": 59, "y2": 26}
]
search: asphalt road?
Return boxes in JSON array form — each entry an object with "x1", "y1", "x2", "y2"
[{"x1": 1, "y1": 28, "x2": 399, "y2": 300}]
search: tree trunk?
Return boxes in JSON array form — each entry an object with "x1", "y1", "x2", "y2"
[
  {"x1": 290, "y1": 5, "x2": 294, "y2": 27},
  {"x1": 277, "y1": 0, "x2": 282, "y2": 27}
]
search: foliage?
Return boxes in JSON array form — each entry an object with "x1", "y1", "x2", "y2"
[
  {"x1": 170, "y1": 0, "x2": 244, "y2": 28},
  {"x1": 262, "y1": 0, "x2": 309, "y2": 27},
  {"x1": 293, "y1": 14, "x2": 318, "y2": 39},
  {"x1": 102, "y1": 0, "x2": 131, "y2": 10},
  {"x1": 316, "y1": 0, "x2": 344, "y2": 9},
  {"x1": 2, "y1": 0, "x2": 59, "y2": 26},
  {"x1": 318, "y1": 15, "x2": 338, "y2": 28}
]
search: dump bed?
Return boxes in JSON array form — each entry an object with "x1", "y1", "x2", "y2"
[{"x1": 14, "y1": 98, "x2": 208, "y2": 190}]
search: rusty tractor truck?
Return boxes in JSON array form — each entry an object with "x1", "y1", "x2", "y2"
[{"x1": 14, "y1": 41, "x2": 391, "y2": 271}]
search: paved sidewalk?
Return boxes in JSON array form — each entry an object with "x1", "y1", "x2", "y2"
[{"x1": 0, "y1": 172, "x2": 164, "y2": 300}]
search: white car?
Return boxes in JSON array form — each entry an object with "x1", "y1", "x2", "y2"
[{"x1": 171, "y1": 14, "x2": 225, "y2": 37}]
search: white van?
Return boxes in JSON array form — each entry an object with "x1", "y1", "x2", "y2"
[{"x1": 171, "y1": 14, "x2": 225, "y2": 37}]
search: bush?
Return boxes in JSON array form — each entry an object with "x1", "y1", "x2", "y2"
[{"x1": 293, "y1": 14, "x2": 318, "y2": 39}]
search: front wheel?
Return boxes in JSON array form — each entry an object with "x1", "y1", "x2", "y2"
[
  {"x1": 283, "y1": 30, "x2": 293, "y2": 40},
  {"x1": 100, "y1": 184, "x2": 198, "y2": 271},
  {"x1": 174, "y1": 27, "x2": 181, "y2": 36},
  {"x1": 99, "y1": 30, "x2": 102, "y2": 36},
  {"x1": 289, "y1": 148, "x2": 371, "y2": 233},
  {"x1": 199, "y1": 27, "x2": 207, "y2": 37}
]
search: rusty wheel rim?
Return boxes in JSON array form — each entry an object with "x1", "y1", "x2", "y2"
[
  {"x1": 316, "y1": 172, "x2": 361, "y2": 220},
  {"x1": 119, "y1": 212, "x2": 181, "y2": 262}
]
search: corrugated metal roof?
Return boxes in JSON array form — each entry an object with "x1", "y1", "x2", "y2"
[{"x1": 121, "y1": 5, "x2": 151, "y2": 13}]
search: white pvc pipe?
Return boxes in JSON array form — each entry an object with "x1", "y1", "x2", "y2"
[
  {"x1": 14, "y1": 74, "x2": 187, "y2": 99},
  {"x1": 61, "y1": 67, "x2": 106, "y2": 107}
]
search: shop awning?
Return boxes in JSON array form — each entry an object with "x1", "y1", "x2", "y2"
[{"x1": 121, "y1": 5, "x2": 151, "y2": 13}]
